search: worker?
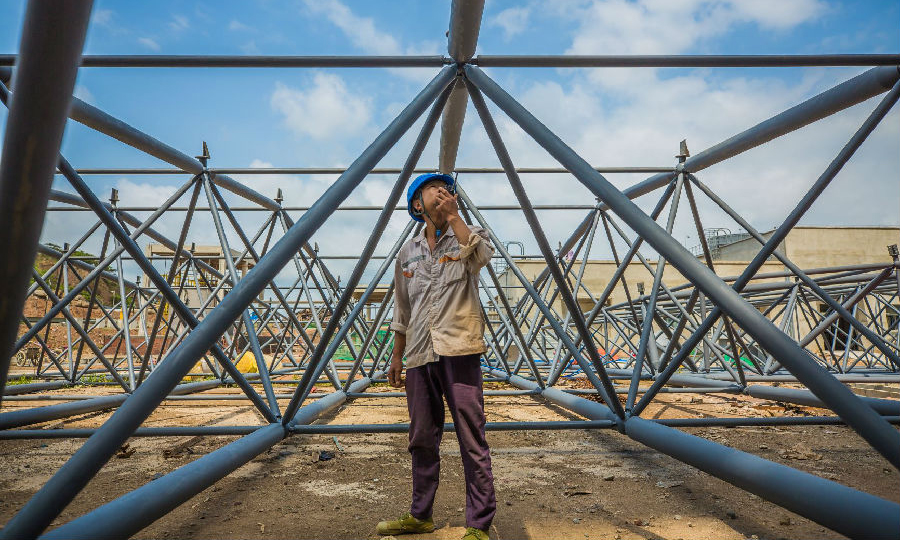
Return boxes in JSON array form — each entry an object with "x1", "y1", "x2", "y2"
[{"x1": 376, "y1": 173, "x2": 496, "y2": 540}]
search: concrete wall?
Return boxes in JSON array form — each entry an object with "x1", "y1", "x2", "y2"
[{"x1": 712, "y1": 226, "x2": 899, "y2": 269}]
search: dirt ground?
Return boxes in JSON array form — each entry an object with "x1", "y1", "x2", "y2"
[{"x1": 0, "y1": 381, "x2": 897, "y2": 539}]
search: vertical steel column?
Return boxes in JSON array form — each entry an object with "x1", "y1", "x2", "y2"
[
  {"x1": 439, "y1": 0, "x2": 485, "y2": 173},
  {"x1": 0, "y1": 0, "x2": 93, "y2": 400},
  {"x1": 111, "y1": 218, "x2": 137, "y2": 390}
]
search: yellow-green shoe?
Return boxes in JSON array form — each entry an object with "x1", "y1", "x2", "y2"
[
  {"x1": 461, "y1": 527, "x2": 489, "y2": 540},
  {"x1": 375, "y1": 512, "x2": 435, "y2": 536}
]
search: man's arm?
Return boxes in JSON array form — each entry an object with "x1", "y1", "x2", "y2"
[
  {"x1": 445, "y1": 213, "x2": 471, "y2": 246},
  {"x1": 388, "y1": 331, "x2": 406, "y2": 387},
  {"x1": 388, "y1": 257, "x2": 410, "y2": 387}
]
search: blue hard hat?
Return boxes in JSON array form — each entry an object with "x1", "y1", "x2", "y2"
[{"x1": 406, "y1": 173, "x2": 455, "y2": 222}]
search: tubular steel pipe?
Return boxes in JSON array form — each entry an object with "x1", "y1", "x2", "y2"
[
  {"x1": 2, "y1": 54, "x2": 895, "y2": 69},
  {"x1": 41, "y1": 375, "x2": 379, "y2": 539},
  {"x1": 472, "y1": 54, "x2": 900, "y2": 67},
  {"x1": 0, "y1": 65, "x2": 456, "y2": 539},
  {"x1": 625, "y1": 417, "x2": 900, "y2": 540},
  {"x1": 62, "y1": 166, "x2": 673, "y2": 175},
  {"x1": 746, "y1": 385, "x2": 900, "y2": 417},
  {"x1": 0, "y1": 395, "x2": 126, "y2": 431},
  {"x1": 0, "y1": 426, "x2": 263, "y2": 438},
  {"x1": 463, "y1": 64, "x2": 900, "y2": 469},
  {"x1": 6, "y1": 416, "x2": 899, "y2": 439},
  {"x1": 0, "y1": 55, "x2": 448, "y2": 68},
  {"x1": 3, "y1": 382, "x2": 71, "y2": 396},
  {"x1": 0, "y1": 380, "x2": 220, "y2": 430},
  {"x1": 0, "y1": 1, "x2": 93, "y2": 402},
  {"x1": 655, "y1": 416, "x2": 900, "y2": 427},
  {"x1": 486, "y1": 369, "x2": 617, "y2": 422},
  {"x1": 439, "y1": 0, "x2": 484, "y2": 172}
]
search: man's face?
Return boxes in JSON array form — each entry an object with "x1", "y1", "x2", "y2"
[{"x1": 414, "y1": 180, "x2": 448, "y2": 215}]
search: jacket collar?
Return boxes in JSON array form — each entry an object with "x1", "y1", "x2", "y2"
[{"x1": 412, "y1": 222, "x2": 456, "y2": 245}]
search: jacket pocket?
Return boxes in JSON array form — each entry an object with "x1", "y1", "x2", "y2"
[
  {"x1": 438, "y1": 256, "x2": 466, "y2": 286},
  {"x1": 405, "y1": 262, "x2": 425, "y2": 302}
]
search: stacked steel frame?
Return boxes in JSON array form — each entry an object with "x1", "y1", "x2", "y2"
[{"x1": 0, "y1": 1, "x2": 897, "y2": 538}]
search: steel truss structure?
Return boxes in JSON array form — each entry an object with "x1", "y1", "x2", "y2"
[{"x1": 0, "y1": 1, "x2": 898, "y2": 538}]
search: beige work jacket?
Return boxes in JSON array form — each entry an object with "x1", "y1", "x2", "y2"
[{"x1": 390, "y1": 224, "x2": 494, "y2": 369}]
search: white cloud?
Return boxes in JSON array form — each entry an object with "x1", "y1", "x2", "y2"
[
  {"x1": 73, "y1": 85, "x2": 95, "y2": 106},
  {"x1": 302, "y1": 0, "x2": 441, "y2": 82},
  {"x1": 137, "y1": 37, "x2": 161, "y2": 51},
  {"x1": 489, "y1": 6, "x2": 531, "y2": 40},
  {"x1": 303, "y1": 0, "x2": 402, "y2": 55},
  {"x1": 91, "y1": 8, "x2": 114, "y2": 27},
  {"x1": 168, "y1": 14, "x2": 189, "y2": 32},
  {"x1": 729, "y1": 0, "x2": 826, "y2": 30},
  {"x1": 240, "y1": 40, "x2": 260, "y2": 54},
  {"x1": 115, "y1": 178, "x2": 184, "y2": 207},
  {"x1": 228, "y1": 20, "x2": 253, "y2": 32},
  {"x1": 270, "y1": 73, "x2": 372, "y2": 140},
  {"x1": 565, "y1": 0, "x2": 827, "y2": 56}
]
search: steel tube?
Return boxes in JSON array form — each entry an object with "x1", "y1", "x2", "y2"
[
  {"x1": 6, "y1": 416, "x2": 899, "y2": 439},
  {"x1": 62, "y1": 166, "x2": 672, "y2": 175},
  {"x1": 439, "y1": 0, "x2": 484, "y2": 172},
  {"x1": 0, "y1": 55, "x2": 448, "y2": 68},
  {"x1": 0, "y1": 380, "x2": 219, "y2": 430},
  {"x1": 487, "y1": 369, "x2": 616, "y2": 422},
  {"x1": 473, "y1": 54, "x2": 900, "y2": 67},
  {"x1": 0, "y1": 426, "x2": 263, "y2": 438},
  {"x1": 746, "y1": 385, "x2": 899, "y2": 416},
  {"x1": 3, "y1": 382, "x2": 71, "y2": 396},
  {"x1": 0, "y1": 1, "x2": 93, "y2": 401},
  {"x1": 1, "y1": 54, "x2": 895, "y2": 69}
]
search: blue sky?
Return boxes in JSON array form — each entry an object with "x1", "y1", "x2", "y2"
[{"x1": 0, "y1": 0, "x2": 898, "y2": 286}]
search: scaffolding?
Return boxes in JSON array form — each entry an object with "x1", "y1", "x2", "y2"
[{"x1": 0, "y1": 1, "x2": 898, "y2": 538}]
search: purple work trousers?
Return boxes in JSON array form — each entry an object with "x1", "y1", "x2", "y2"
[{"x1": 406, "y1": 353, "x2": 496, "y2": 531}]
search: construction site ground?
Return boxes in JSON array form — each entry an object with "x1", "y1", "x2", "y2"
[{"x1": 0, "y1": 379, "x2": 897, "y2": 540}]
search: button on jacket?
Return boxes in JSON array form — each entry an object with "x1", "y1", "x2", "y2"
[{"x1": 390, "y1": 224, "x2": 494, "y2": 369}]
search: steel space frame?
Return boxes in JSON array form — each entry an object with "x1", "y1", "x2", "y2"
[{"x1": 0, "y1": 0, "x2": 898, "y2": 538}]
